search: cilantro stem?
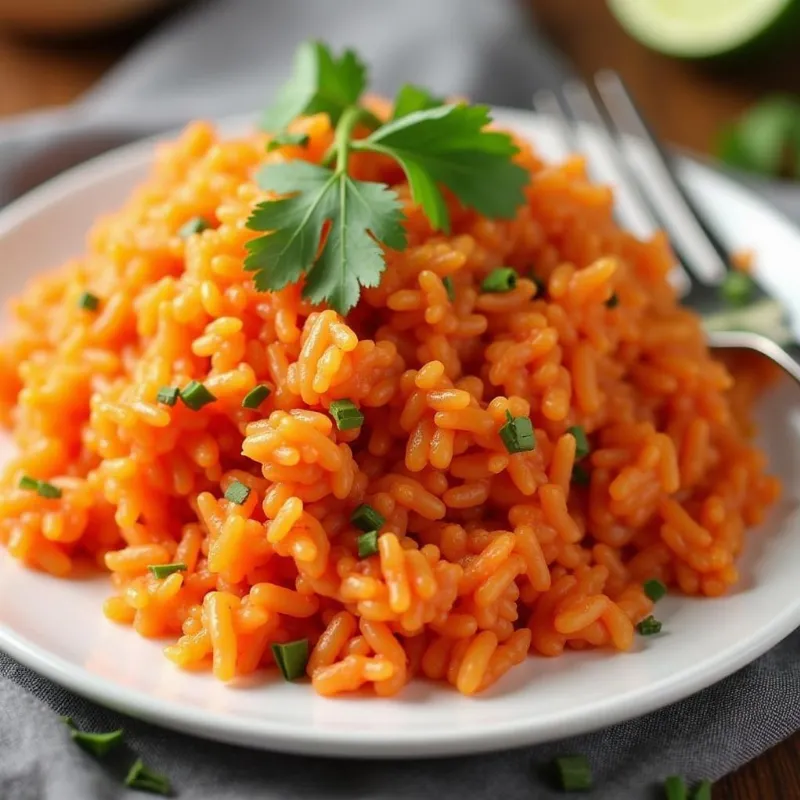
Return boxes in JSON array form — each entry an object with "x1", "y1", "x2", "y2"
[{"x1": 323, "y1": 106, "x2": 381, "y2": 169}]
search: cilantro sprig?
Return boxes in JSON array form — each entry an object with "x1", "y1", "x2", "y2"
[{"x1": 246, "y1": 41, "x2": 528, "y2": 314}]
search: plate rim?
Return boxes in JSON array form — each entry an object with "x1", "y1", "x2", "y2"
[{"x1": 1, "y1": 107, "x2": 799, "y2": 758}]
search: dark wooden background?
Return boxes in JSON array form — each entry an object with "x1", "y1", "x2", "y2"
[{"x1": 0, "y1": 1, "x2": 798, "y2": 797}]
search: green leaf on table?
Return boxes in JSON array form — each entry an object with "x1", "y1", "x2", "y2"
[
  {"x1": 715, "y1": 124, "x2": 752, "y2": 171},
  {"x1": 716, "y1": 95, "x2": 800, "y2": 179},
  {"x1": 244, "y1": 160, "x2": 407, "y2": 313},
  {"x1": 391, "y1": 84, "x2": 445, "y2": 119},
  {"x1": 358, "y1": 104, "x2": 529, "y2": 232},
  {"x1": 260, "y1": 41, "x2": 367, "y2": 133}
]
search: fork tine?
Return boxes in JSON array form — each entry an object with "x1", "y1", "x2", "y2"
[
  {"x1": 532, "y1": 89, "x2": 578, "y2": 157},
  {"x1": 593, "y1": 70, "x2": 729, "y2": 283},
  {"x1": 541, "y1": 81, "x2": 690, "y2": 294},
  {"x1": 561, "y1": 81, "x2": 664, "y2": 242}
]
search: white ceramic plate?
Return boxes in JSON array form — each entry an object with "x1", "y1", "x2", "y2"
[{"x1": 1, "y1": 109, "x2": 800, "y2": 759}]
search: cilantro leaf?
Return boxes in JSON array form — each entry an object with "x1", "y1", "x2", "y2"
[
  {"x1": 245, "y1": 161, "x2": 406, "y2": 313},
  {"x1": 260, "y1": 41, "x2": 367, "y2": 133},
  {"x1": 358, "y1": 104, "x2": 529, "y2": 232},
  {"x1": 266, "y1": 132, "x2": 310, "y2": 152},
  {"x1": 391, "y1": 84, "x2": 445, "y2": 120}
]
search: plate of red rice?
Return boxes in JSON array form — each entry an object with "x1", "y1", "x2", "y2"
[{"x1": 0, "y1": 103, "x2": 799, "y2": 758}]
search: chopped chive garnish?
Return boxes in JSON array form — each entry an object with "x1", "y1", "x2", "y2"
[
  {"x1": 351, "y1": 503, "x2": 385, "y2": 533},
  {"x1": 481, "y1": 267, "x2": 518, "y2": 293},
  {"x1": 124, "y1": 759, "x2": 172, "y2": 796},
  {"x1": 643, "y1": 578, "x2": 667, "y2": 603},
  {"x1": 272, "y1": 639, "x2": 309, "y2": 681},
  {"x1": 178, "y1": 216, "x2": 211, "y2": 238},
  {"x1": 553, "y1": 755, "x2": 592, "y2": 792},
  {"x1": 636, "y1": 615, "x2": 662, "y2": 636},
  {"x1": 720, "y1": 271, "x2": 754, "y2": 307},
  {"x1": 78, "y1": 291, "x2": 99, "y2": 311},
  {"x1": 156, "y1": 386, "x2": 179, "y2": 406},
  {"x1": 242, "y1": 383, "x2": 271, "y2": 409},
  {"x1": 18, "y1": 475, "x2": 39, "y2": 491},
  {"x1": 571, "y1": 464, "x2": 591, "y2": 487},
  {"x1": 37, "y1": 481, "x2": 62, "y2": 499},
  {"x1": 60, "y1": 715, "x2": 75, "y2": 727},
  {"x1": 148, "y1": 562, "x2": 187, "y2": 579},
  {"x1": 664, "y1": 775, "x2": 688, "y2": 800},
  {"x1": 567, "y1": 425, "x2": 590, "y2": 459},
  {"x1": 442, "y1": 275, "x2": 456, "y2": 302},
  {"x1": 224, "y1": 480, "x2": 251, "y2": 505},
  {"x1": 329, "y1": 398, "x2": 364, "y2": 431},
  {"x1": 605, "y1": 292, "x2": 619, "y2": 308},
  {"x1": 71, "y1": 728, "x2": 124, "y2": 758},
  {"x1": 266, "y1": 132, "x2": 311, "y2": 151},
  {"x1": 179, "y1": 380, "x2": 216, "y2": 411},
  {"x1": 692, "y1": 779, "x2": 713, "y2": 800},
  {"x1": 19, "y1": 475, "x2": 62, "y2": 498},
  {"x1": 357, "y1": 530, "x2": 379, "y2": 558},
  {"x1": 498, "y1": 410, "x2": 536, "y2": 454}
]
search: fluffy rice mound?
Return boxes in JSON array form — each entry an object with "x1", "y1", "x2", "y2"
[{"x1": 0, "y1": 115, "x2": 779, "y2": 696}]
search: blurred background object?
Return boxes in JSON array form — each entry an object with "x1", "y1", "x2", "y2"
[
  {"x1": 0, "y1": 0, "x2": 174, "y2": 35},
  {"x1": 607, "y1": 0, "x2": 800, "y2": 60},
  {"x1": 533, "y1": 0, "x2": 800, "y2": 171}
]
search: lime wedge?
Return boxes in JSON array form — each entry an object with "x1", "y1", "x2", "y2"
[{"x1": 609, "y1": 0, "x2": 800, "y2": 58}]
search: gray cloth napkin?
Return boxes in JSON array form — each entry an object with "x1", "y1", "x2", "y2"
[{"x1": 1, "y1": 1, "x2": 799, "y2": 798}]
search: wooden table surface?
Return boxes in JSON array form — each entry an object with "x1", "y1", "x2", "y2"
[{"x1": 0, "y1": 2, "x2": 798, "y2": 798}]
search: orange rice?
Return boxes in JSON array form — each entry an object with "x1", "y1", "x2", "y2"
[{"x1": 0, "y1": 111, "x2": 780, "y2": 697}]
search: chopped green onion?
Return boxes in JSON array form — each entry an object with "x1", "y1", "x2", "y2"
[
  {"x1": 156, "y1": 386, "x2": 179, "y2": 406},
  {"x1": 692, "y1": 779, "x2": 713, "y2": 800},
  {"x1": 442, "y1": 275, "x2": 456, "y2": 302},
  {"x1": 720, "y1": 271, "x2": 754, "y2": 307},
  {"x1": 124, "y1": 759, "x2": 172, "y2": 796},
  {"x1": 567, "y1": 425, "x2": 590, "y2": 459},
  {"x1": 605, "y1": 292, "x2": 619, "y2": 308},
  {"x1": 178, "y1": 216, "x2": 211, "y2": 238},
  {"x1": 351, "y1": 503, "x2": 385, "y2": 533},
  {"x1": 643, "y1": 578, "x2": 667, "y2": 603},
  {"x1": 179, "y1": 380, "x2": 216, "y2": 411},
  {"x1": 329, "y1": 398, "x2": 364, "y2": 431},
  {"x1": 18, "y1": 475, "x2": 39, "y2": 491},
  {"x1": 19, "y1": 475, "x2": 62, "y2": 498},
  {"x1": 357, "y1": 531, "x2": 379, "y2": 558},
  {"x1": 37, "y1": 481, "x2": 62, "y2": 499},
  {"x1": 71, "y1": 728, "x2": 124, "y2": 758},
  {"x1": 148, "y1": 563, "x2": 187, "y2": 579},
  {"x1": 224, "y1": 480, "x2": 251, "y2": 505},
  {"x1": 266, "y1": 132, "x2": 310, "y2": 152},
  {"x1": 636, "y1": 615, "x2": 662, "y2": 636},
  {"x1": 271, "y1": 639, "x2": 309, "y2": 681},
  {"x1": 664, "y1": 775, "x2": 688, "y2": 800},
  {"x1": 481, "y1": 267, "x2": 518, "y2": 293},
  {"x1": 498, "y1": 410, "x2": 536, "y2": 454},
  {"x1": 242, "y1": 383, "x2": 271, "y2": 410},
  {"x1": 60, "y1": 715, "x2": 75, "y2": 727},
  {"x1": 553, "y1": 755, "x2": 592, "y2": 792},
  {"x1": 571, "y1": 464, "x2": 591, "y2": 487},
  {"x1": 78, "y1": 291, "x2": 100, "y2": 311}
]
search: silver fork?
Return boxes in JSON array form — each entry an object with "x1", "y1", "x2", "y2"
[{"x1": 532, "y1": 71, "x2": 800, "y2": 384}]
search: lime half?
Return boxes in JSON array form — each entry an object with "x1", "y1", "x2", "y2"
[{"x1": 609, "y1": 0, "x2": 800, "y2": 59}]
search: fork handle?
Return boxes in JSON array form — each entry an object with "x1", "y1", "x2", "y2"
[{"x1": 710, "y1": 331, "x2": 800, "y2": 386}]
